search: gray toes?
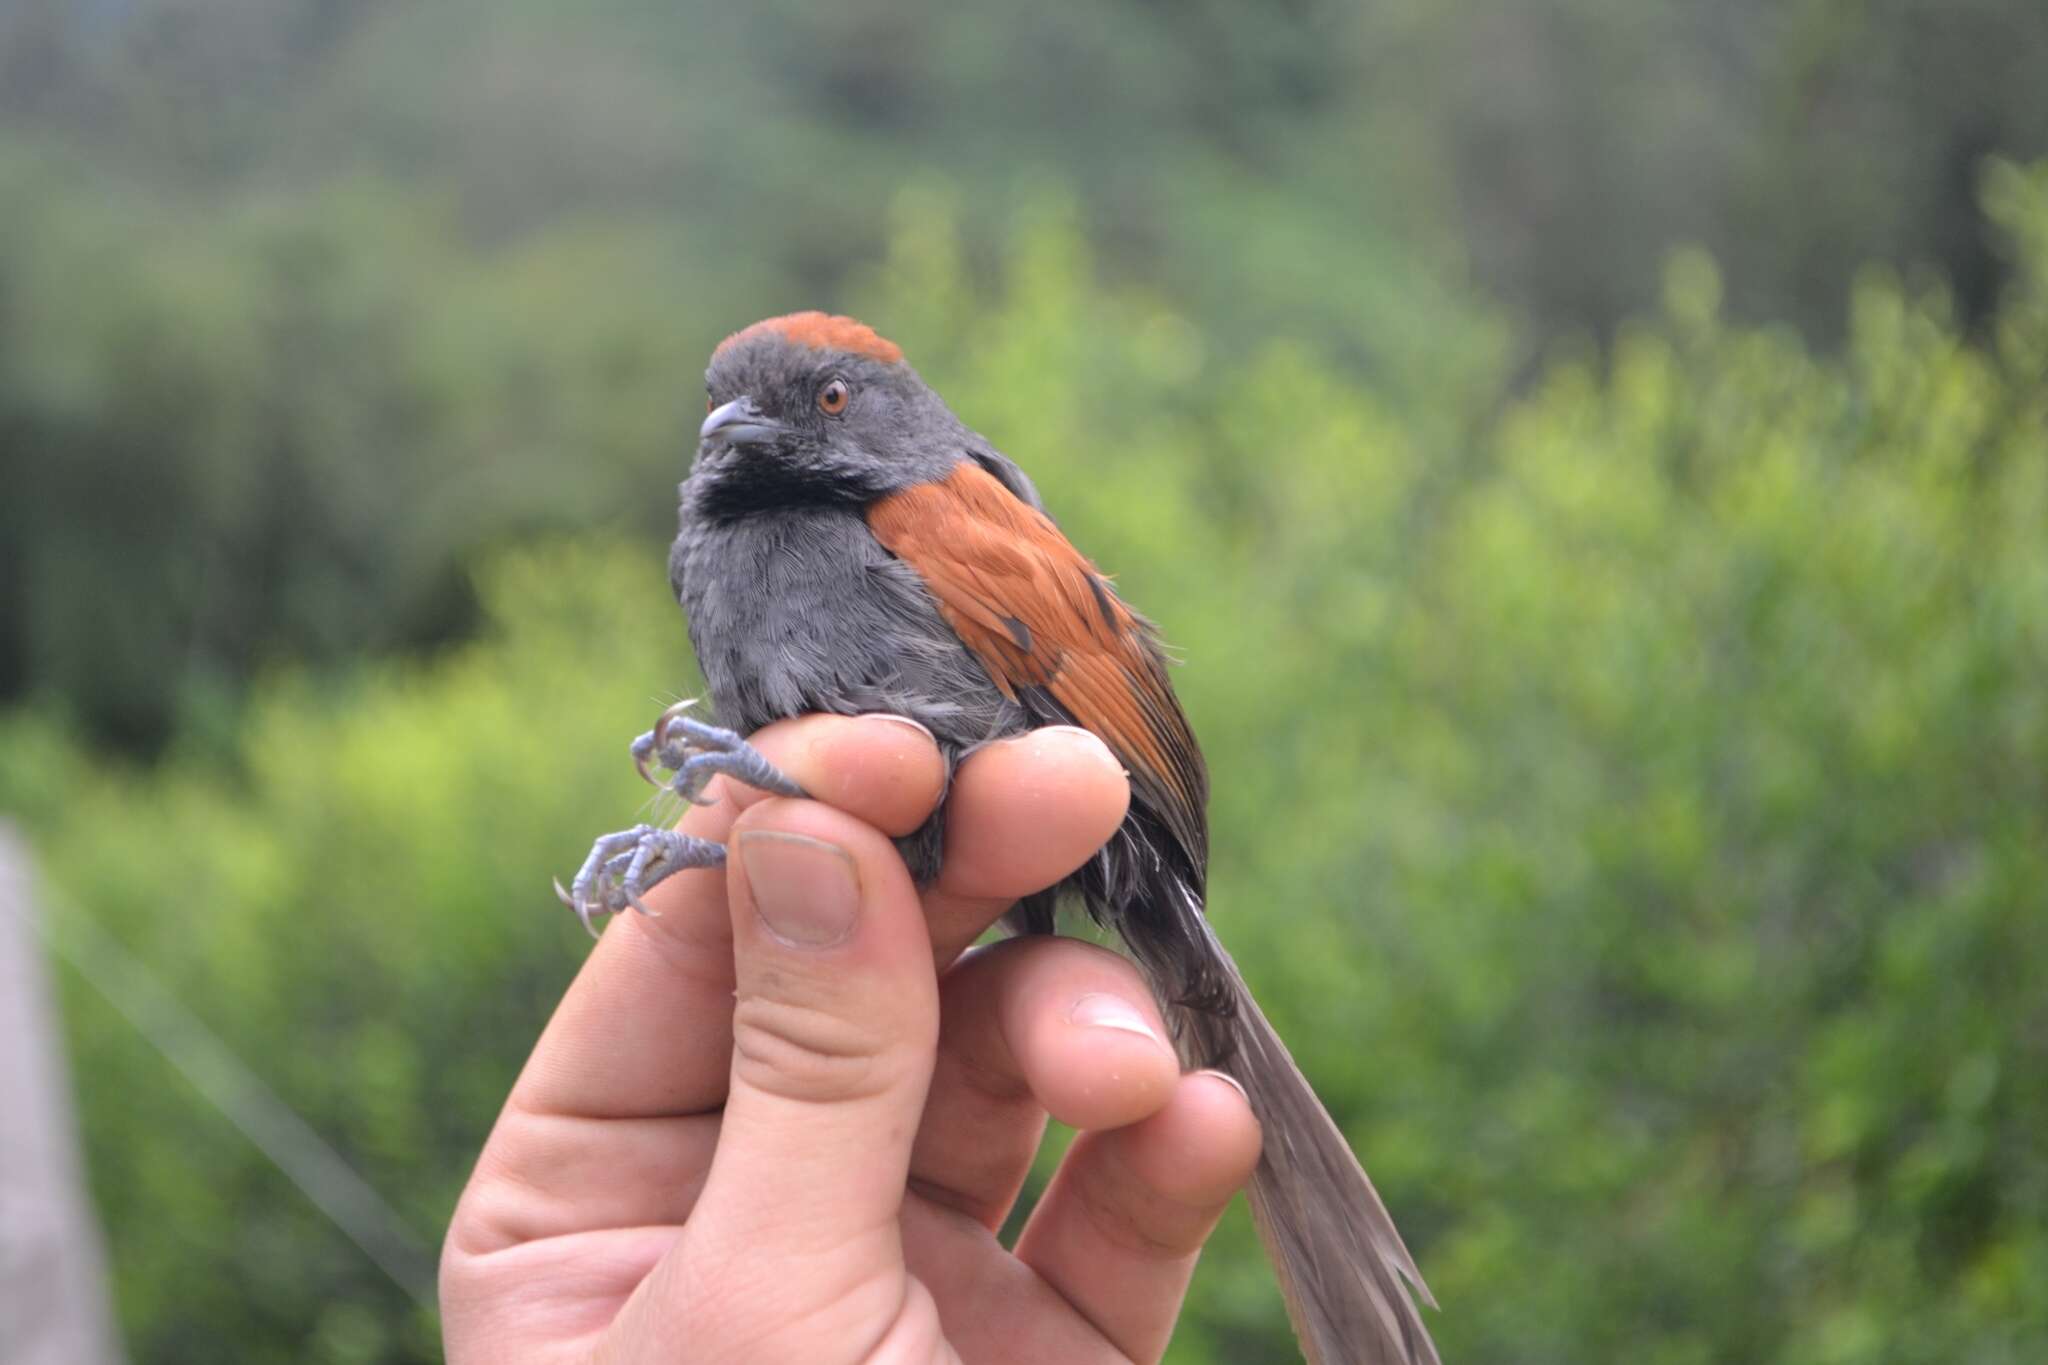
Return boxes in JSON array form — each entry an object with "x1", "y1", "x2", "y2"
[
  {"x1": 568, "y1": 702, "x2": 812, "y2": 935},
  {"x1": 561, "y1": 825, "x2": 728, "y2": 936},
  {"x1": 625, "y1": 699, "x2": 809, "y2": 805}
]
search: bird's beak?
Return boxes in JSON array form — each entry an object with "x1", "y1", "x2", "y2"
[{"x1": 701, "y1": 398, "x2": 786, "y2": 448}]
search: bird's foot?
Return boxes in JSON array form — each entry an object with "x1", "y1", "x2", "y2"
[
  {"x1": 555, "y1": 703, "x2": 811, "y2": 935},
  {"x1": 630, "y1": 700, "x2": 808, "y2": 806},
  {"x1": 554, "y1": 824, "x2": 728, "y2": 937}
]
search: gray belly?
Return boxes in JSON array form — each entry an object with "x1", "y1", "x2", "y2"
[{"x1": 672, "y1": 507, "x2": 1021, "y2": 747}]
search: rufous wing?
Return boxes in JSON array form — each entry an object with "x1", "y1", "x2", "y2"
[{"x1": 865, "y1": 461, "x2": 1207, "y2": 862}]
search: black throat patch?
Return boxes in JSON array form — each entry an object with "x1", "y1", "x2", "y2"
[{"x1": 692, "y1": 455, "x2": 882, "y2": 521}]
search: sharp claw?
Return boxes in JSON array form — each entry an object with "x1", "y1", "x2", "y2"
[
  {"x1": 653, "y1": 698, "x2": 700, "y2": 750},
  {"x1": 558, "y1": 878, "x2": 601, "y2": 939}
]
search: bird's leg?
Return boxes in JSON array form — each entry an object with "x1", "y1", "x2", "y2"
[
  {"x1": 556, "y1": 702, "x2": 809, "y2": 935},
  {"x1": 633, "y1": 700, "x2": 808, "y2": 806}
]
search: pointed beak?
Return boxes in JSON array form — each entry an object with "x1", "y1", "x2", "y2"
[{"x1": 701, "y1": 398, "x2": 786, "y2": 448}]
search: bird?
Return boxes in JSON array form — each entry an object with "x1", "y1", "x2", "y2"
[{"x1": 560, "y1": 311, "x2": 1439, "y2": 1365}]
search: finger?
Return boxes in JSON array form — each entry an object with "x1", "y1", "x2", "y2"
[
  {"x1": 510, "y1": 713, "x2": 945, "y2": 1123},
  {"x1": 910, "y1": 937, "x2": 1179, "y2": 1228},
  {"x1": 678, "y1": 797, "x2": 939, "y2": 1269},
  {"x1": 900, "y1": 1201, "x2": 1129, "y2": 1364},
  {"x1": 1015, "y1": 1072, "x2": 1262, "y2": 1364},
  {"x1": 922, "y1": 727, "x2": 1130, "y2": 965}
]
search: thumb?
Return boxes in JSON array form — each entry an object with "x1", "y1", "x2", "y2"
[{"x1": 689, "y1": 798, "x2": 940, "y2": 1266}]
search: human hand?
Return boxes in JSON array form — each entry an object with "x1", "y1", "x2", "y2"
[{"x1": 440, "y1": 714, "x2": 1262, "y2": 1363}]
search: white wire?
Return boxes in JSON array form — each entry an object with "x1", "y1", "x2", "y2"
[{"x1": 1, "y1": 832, "x2": 439, "y2": 1311}]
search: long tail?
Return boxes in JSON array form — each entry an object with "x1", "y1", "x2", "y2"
[{"x1": 1126, "y1": 883, "x2": 1440, "y2": 1365}]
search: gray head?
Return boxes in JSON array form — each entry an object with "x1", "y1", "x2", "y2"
[{"x1": 692, "y1": 312, "x2": 969, "y2": 518}]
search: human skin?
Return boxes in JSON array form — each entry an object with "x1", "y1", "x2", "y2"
[{"x1": 441, "y1": 714, "x2": 1264, "y2": 1364}]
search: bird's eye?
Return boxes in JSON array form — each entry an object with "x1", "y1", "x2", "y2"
[
  {"x1": 817, "y1": 378, "x2": 851, "y2": 415},
  {"x1": 706, "y1": 396, "x2": 714, "y2": 415}
]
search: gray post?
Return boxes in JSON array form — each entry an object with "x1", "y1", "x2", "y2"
[{"x1": 0, "y1": 823, "x2": 125, "y2": 1365}]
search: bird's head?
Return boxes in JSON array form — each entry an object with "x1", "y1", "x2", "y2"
[{"x1": 691, "y1": 312, "x2": 963, "y2": 516}]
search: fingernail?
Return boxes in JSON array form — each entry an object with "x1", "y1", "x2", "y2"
[
  {"x1": 1070, "y1": 992, "x2": 1165, "y2": 1046},
  {"x1": 865, "y1": 713, "x2": 937, "y2": 743},
  {"x1": 738, "y1": 830, "x2": 860, "y2": 948},
  {"x1": 1197, "y1": 1068, "x2": 1251, "y2": 1104},
  {"x1": 1027, "y1": 726, "x2": 1122, "y2": 772}
]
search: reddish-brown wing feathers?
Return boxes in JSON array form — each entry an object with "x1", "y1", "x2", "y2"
[{"x1": 866, "y1": 463, "x2": 1206, "y2": 853}]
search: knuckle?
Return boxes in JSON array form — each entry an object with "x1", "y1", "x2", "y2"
[
  {"x1": 1078, "y1": 1178, "x2": 1203, "y2": 1261},
  {"x1": 1013, "y1": 931, "x2": 1126, "y2": 974},
  {"x1": 1003, "y1": 933, "x2": 1153, "y2": 1004},
  {"x1": 1072, "y1": 1148, "x2": 1211, "y2": 1260},
  {"x1": 730, "y1": 994, "x2": 907, "y2": 1105}
]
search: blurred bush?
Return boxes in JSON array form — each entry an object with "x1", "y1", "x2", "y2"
[
  {"x1": 7, "y1": 1, "x2": 2048, "y2": 752},
  {"x1": 6, "y1": 164, "x2": 2047, "y2": 1362},
  {"x1": 0, "y1": 145, "x2": 708, "y2": 750}
]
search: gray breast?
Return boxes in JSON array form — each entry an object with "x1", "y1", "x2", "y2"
[{"x1": 671, "y1": 506, "x2": 1022, "y2": 746}]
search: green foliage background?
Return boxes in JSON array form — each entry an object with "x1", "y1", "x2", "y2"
[{"x1": 3, "y1": 3, "x2": 2047, "y2": 1362}]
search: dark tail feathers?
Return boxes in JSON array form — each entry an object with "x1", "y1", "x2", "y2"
[{"x1": 1133, "y1": 898, "x2": 1439, "y2": 1365}]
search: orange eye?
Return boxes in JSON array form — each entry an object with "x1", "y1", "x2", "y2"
[{"x1": 817, "y1": 378, "x2": 851, "y2": 415}]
